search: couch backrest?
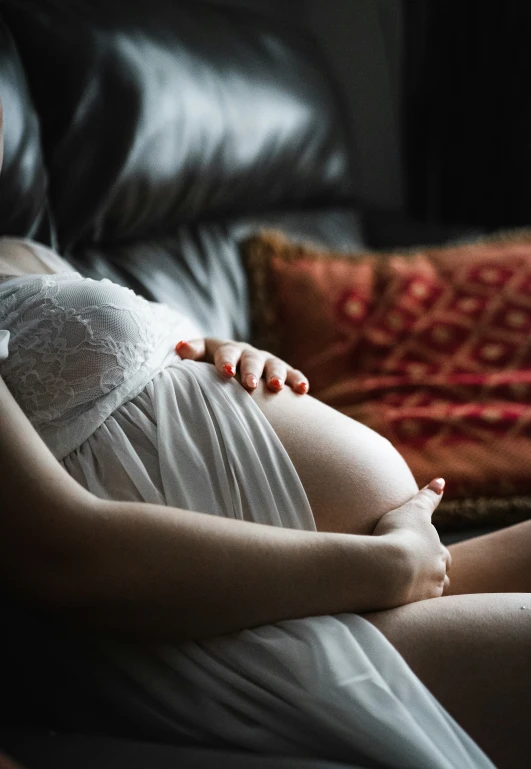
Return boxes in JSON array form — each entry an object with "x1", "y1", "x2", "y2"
[
  {"x1": 0, "y1": 1, "x2": 364, "y2": 338},
  {"x1": 0, "y1": 17, "x2": 52, "y2": 243},
  {"x1": 1, "y1": 0, "x2": 352, "y2": 251}
]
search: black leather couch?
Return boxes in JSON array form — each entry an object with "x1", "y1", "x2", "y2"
[{"x1": 0, "y1": 2, "x2": 479, "y2": 767}]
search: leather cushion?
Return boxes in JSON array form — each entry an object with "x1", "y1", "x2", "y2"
[
  {"x1": 0, "y1": 16, "x2": 52, "y2": 243},
  {"x1": 5, "y1": 1, "x2": 351, "y2": 251},
  {"x1": 69, "y1": 224, "x2": 252, "y2": 341},
  {"x1": 68, "y1": 208, "x2": 366, "y2": 342}
]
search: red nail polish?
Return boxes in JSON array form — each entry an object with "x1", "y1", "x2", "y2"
[
  {"x1": 175, "y1": 341, "x2": 187, "y2": 352},
  {"x1": 223, "y1": 363, "x2": 236, "y2": 376},
  {"x1": 270, "y1": 376, "x2": 283, "y2": 389},
  {"x1": 297, "y1": 382, "x2": 308, "y2": 394}
]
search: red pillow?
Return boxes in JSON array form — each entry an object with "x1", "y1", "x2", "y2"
[{"x1": 243, "y1": 229, "x2": 531, "y2": 529}]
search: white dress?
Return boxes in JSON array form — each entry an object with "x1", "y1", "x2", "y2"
[{"x1": 0, "y1": 255, "x2": 495, "y2": 769}]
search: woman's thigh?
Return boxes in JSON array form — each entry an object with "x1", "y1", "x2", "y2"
[
  {"x1": 249, "y1": 383, "x2": 418, "y2": 534},
  {"x1": 364, "y1": 592, "x2": 531, "y2": 769}
]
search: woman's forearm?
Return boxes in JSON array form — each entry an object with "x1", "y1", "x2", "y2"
[
  {"x1": 35, "y1": 495, "x2": 399, "y2": 641},
  {"x1": 0, "y1": 375, "x2": 401, "y2": 641}
]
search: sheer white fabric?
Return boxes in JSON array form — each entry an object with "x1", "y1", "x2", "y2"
[
  {"x1": 0, "y1": 272, "x2": 200, "y2": 458},
  {"x1": 0, "y1": 271, "x2": 495, "y2": 769}
]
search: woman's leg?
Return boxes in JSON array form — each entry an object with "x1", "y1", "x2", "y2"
[
  {"x1": 364, "y1": 593, "x2": 531, "y2": 769},
  {"x1": 250, "y1": 384, "x2": 531, "y2": 767},
  {"x1": 249, "y1": 383, "x2": 419, "y2": 535},
  {"x1": 446, "y1": 521, "x2": 531, "y2": 594}
]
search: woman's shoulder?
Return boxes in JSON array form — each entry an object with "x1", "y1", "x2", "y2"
[{"x1": 0, "y1": 237, "x2": 73, "y2": 277}]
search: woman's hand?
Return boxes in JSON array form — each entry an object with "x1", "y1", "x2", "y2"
[
  {"x1": 373, "y1": 478, "x2": 452, "y2": 606},
  {"x1": 175, "y1": 338, "x2": 309, "y2": 394}
]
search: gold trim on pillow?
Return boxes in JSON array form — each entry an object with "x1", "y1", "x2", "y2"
[
  {"x1": 434, "y1": 495, "x2": 531, "y2": 530},
  {"x1": 243, "y1": 229, "x2": 380, "y2": 352}
]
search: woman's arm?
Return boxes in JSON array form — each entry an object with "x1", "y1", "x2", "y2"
[{"x1": 0, "y1": 375, "x2": 444, "y2": 642}]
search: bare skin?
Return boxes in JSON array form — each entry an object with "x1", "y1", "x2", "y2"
[
  {"x1": 367, "y1": 593, "x2": 531, "y2": 769},
  {"x1": 248, "y1": 380, "x2": 531, "y2": 769}
]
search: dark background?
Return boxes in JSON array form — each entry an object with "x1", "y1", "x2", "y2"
[
  {"x1": 6, "y1": 0, "x2": 529, "y2": 233},
  {"x1": 203, "y1": 1, "x2": 531, "y2": 233},
  {"x1": 216, "y1": 0, "x2": 531, "y2": 233}
]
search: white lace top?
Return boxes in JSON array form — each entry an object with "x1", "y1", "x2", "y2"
[{"x1": 0, "y1": 271, "x2": 201, "y2": 459}]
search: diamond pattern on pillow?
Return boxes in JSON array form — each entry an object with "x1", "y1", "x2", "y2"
[{"x1": 243, "y1": 228, "x2": 531, "y2": 529}]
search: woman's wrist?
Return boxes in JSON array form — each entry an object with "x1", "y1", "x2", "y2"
[{"x1": 305, "y1": 531, "x2": 407, "y2": 616}]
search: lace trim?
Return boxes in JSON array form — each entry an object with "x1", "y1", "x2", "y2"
[{"x1": 0, "y1": 273, "x2": 200, "y2": 458}]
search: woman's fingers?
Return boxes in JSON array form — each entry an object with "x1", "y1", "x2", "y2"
[
  {"x1": 239, "y1": 349, "x2": 267, "y2": 390},
  {"x1": 175, "y1": 338, "x2": 206, "y2": 360},
  {"x1": 410, "y1": 482, "x2": 445, "y2": 520},
  {"x1": 285, "y1": 368, "x2": 309, "y2": 395},
  {"x1": 175, "y1": 338, "x2": 310, "y2": 395},
  {"x1": 411, "y1": 478, "x2": 445, "y2": 518},
  {"x1": 427, "y1": 477, "x2": 446, "y2": 495},
  {"x1": 240, "y1": 352, "x2": 310, "y2": 394},
  {"x1": 212, "y1": 342, "x2": 243, "y2": 378},
  {"x1": 176, "y1": 338, "x2": 242, "y2": 379},
  {"x1": 443, "y1": 545, "x2": 452, "y2": 572},
  {"x1": 263, "y1": 357, "x2": 288, "y2": 392}
]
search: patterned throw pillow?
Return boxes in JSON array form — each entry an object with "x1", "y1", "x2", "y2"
[{"x1": 243, "y1": 229, "x2": 531, "y2": 530}]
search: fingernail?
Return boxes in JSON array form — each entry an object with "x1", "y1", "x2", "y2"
[
  {"x1": 296, "y1": 382, "x2": 308, "y2": 394},
  {"x1": 270, "y1": 376, "x2": 283, "y2": 390},
  {"x1": 175, "y1": 341, "x2": 187, "y2": 352},
  {"x1": 223, "y1": 363, "x2": 236, "y2": 377},
  {"x1": 428, "y1": 478, "x2": 445, "y2": 494},
  {"x1": 245, "y1": 374, "x2": 258, "y2": 389}
]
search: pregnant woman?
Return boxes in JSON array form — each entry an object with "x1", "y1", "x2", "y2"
[{"x1": 1, "y1": 106, "x2": 530, "y2": 769}]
